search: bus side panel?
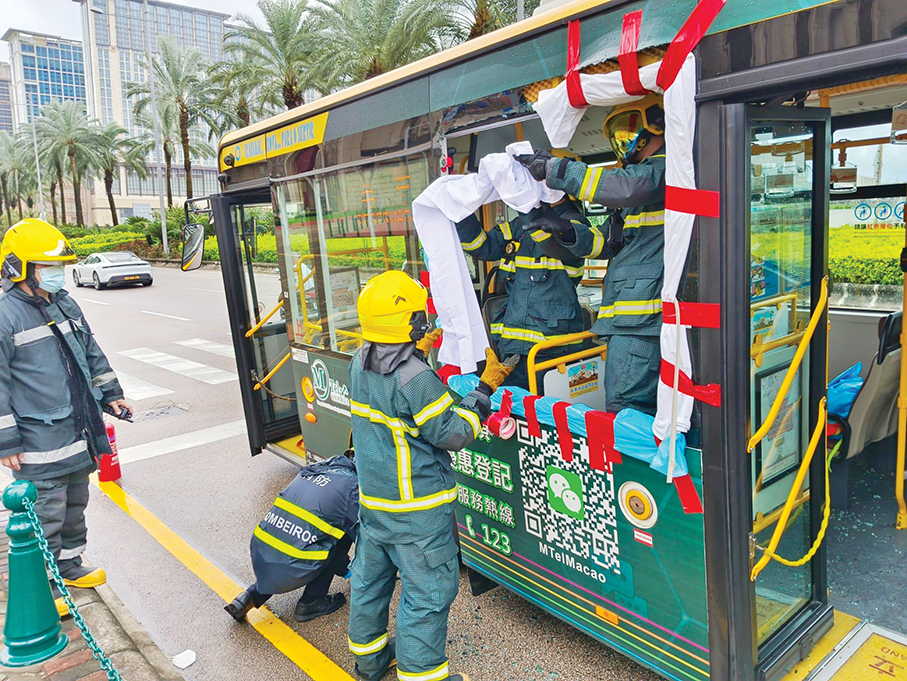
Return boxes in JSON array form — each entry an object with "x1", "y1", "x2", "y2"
[
  {"x1": 454, "y1": 420, "x2": 710, "y2": 681},
  {"x1": 292, "y1": 353, "x2": 353, "y2": 461}
]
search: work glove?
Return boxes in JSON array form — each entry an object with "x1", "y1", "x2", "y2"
[
  {"x1": 528, "y1": 204, "x2": 576, "y2": 243},
  {"x1": 513, "y1": 149, "x2": 554, "y2": 182},
  {"x1": 477, "y1": 348, "x2": 519, "y2": 395},
  {"x1": 415, "y1": 328, "x2": 442, "y2": 358}
]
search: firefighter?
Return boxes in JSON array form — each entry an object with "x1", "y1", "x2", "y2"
[
  {"x1": 225, "y1": 452, "x2": 360, "y2": 623},
  {"x1": 515, "y1": 94, "x2": 666, "y2": 414},
  {"x1": 455, "y1": 197, "x2": 596, "y2": 391},
  {"x1": 347, "y1": 270, "x2": 513, "y2": 681},
  {"x1": 0, "y1": 219, "x2": 131, "y2": 617}
]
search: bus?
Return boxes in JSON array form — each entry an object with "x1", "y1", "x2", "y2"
[{"x1": 182, "y1": 0, "x2": 907, "y2": 679}]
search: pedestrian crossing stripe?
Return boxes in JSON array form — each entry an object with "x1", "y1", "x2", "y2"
[
  {"x1": 118, "y1": 347, "x2": 236, "y2": 385},
  {"x1": 175, "y1": 338, "x2": 236, "y2": 358},
  {"x1": 114, "y1": 371, "x2": 175, "y2": 401}
]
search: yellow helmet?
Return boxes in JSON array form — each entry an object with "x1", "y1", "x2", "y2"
[
  {"x1": 357, "y1": 270, "x2": 431, "y2": 344},
  {"x1": 1, "y1": 218, "x2": 76, "y2": 284},
  {"x1": 603, "y1": 94, "x2": 665, "y2": 166}
]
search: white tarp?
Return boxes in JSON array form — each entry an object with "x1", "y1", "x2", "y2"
[{"x1": 412, "y1": 141, "x2": 564, "y2": 373}]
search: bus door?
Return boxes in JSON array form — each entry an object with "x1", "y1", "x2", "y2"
[
  {"x1": 742, "y1": 107, "x2": 832, "y2": 678},
  {"x1": 194, "y1": 190, "x2": 301, "y2": 459}
]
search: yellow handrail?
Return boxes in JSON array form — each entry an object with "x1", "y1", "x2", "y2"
[
  {"x1": 254, "y1": 351, "x2": 291, "y2": 391},
  {"x1": 751, "y1": 399, "x2": 830, "y2": 581},
  {"x1": 753, "y1": 490, "x2": 810, "y2": 535},
  {"x1": 526, "y1": 331, "x2": 597, "y2": 395},
  {"x1": 246, "y1": 299, "x2": 285, "y2": 338},
  {"x1": 748, "y1": 276, "x2": 828, "y2": 453}
]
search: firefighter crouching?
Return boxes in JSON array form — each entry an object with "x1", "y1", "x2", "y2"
[
  {"x1": 226, "y1": 452, "x2": 359, "y2": 622},
  {"x1": 515, "y1": 94, "x2": 667, "y2": 415},
  {"x1": 347, "y1": 270, "x2": 514, "y2": 681}
]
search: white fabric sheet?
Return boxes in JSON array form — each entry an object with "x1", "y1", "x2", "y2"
[{"x1": 412, "y1": 141, "x2": 564, "y2": 373}]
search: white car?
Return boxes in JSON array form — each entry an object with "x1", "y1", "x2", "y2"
[{"x1": 72, "y1": 252, "x2": 153, "y2": 290}]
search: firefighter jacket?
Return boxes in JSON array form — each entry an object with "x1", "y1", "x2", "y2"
[
  {"x1": 455, "y1": 200, "x2": 594, "y2": 358},
  {"x1": 547, "y1": 154, "x2": 666, "y2": 338},
  {"x1": 0, "y1": 288, "x2": 123, "y2": 480},
  {"x1": 349, "y1": 342, "x2": 489, "y2": 543},
  {"x1": 250, "y1": 455, "x2": 359, "y2": 595}
]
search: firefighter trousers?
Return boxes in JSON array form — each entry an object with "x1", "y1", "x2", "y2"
[
  {"x1": 32, "y1": 469, "x2": 91, "y2": 578},
  {"x1": 349, "y1": 524, "x2": 460, "y2": 681}
]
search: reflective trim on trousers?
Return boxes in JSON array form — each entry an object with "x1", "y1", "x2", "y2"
[
  {"x1": 398, "y1": 660, "x2": 450, "y2": 680},
  {"x1": 58, "y1": 544, "x2": 86, "y2": 560},
  {"x1": 349, "y1": 632, "x2": 389, "y2": 655}
]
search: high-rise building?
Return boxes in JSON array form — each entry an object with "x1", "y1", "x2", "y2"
[
  {"x1": 74, "y1": 0, "x2": 229, "y2": 225},
  {"x1": 0, "y1": 62, "x2": 13, "y2": 133},
  {"x1": 1, "y1": 29, "x2": 86, "y2": 129}
]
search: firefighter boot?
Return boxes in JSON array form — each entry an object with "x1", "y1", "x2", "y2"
[
  {"x1": 294, "y1": 593, "x2": 346, "y2": 622},
  {"x1": 355, "y1": 637, "x2": 397, "y2": 680},
  {"x1": 50, "y1": 583, "x2": 69, "y2": 619},
  {"x1": 61, "y1": 565, "x2": 107, "y2": 589},
  {"x1": 225, "y1": 590, "x2": 255, "y2": 622}
]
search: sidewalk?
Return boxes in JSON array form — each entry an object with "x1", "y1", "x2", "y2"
[{"x1": 0, "y1": 508, "x2": 184, "y2": 681}]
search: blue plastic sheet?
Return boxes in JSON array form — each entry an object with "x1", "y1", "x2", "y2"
[
  {"x1": 447, "y1": 373, "x2": 689, "y2": 477},
  {"x1": 827, "y1": 362, "x2": 863, "y2": 419}
]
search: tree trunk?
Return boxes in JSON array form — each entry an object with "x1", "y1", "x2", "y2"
[
  {"x1": 238, "y1": 96, "x2": 251, "y2": 127},
  {"x1": 179, "y1": 106, "x2": 193, "y2": 199},
  {"x1": 0, "y1": 174, "x2": 10, "y2": 227},
  {"x1": 49, "y1": 181, "x2": 58, "y2": 225},
  {"x1": 55, "y1": 157, "x2": 67, "y2": 224},
  {"x1": 164, "y1": 145, "x2": 173, "y2": 207},
  {"x1": 282, "y1": 77, "x2": 303, "y2": 109},
  {"x1": 16, "y1": 198, "x2": 22, "y2": 220},
  {"x1": 69, "y1": 150, "x2": 84, "y2": 227},
  {"x1": 105, "y1": 168, "x2": 118, "y2": 226}
]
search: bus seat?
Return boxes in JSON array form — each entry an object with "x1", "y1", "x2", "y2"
[
  {"x1": 482, "y1": 294, "x2": 508, "y2": 353},
  {"x1": 843, "y1": 311, "x2": 901, "y2": 459},
  {"x1": 581, "y1": 304, "x2": 596, "y2": 332}
]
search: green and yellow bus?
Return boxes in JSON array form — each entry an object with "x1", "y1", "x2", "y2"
[{"x1": 183, "y1": 0, "x2": 907, "y2": 679}]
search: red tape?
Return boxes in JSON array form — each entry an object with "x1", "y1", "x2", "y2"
[
  {"x1": 552, "y1": 401, "x2": 574, "y2": 462},
  {"x1": 665, "y1": 185, "x2": 720, "y2": 218},
  {"x1": 618, "y1": 11, "x2": 648, "y2": 96},
  {"x1": 657, "y1": 0, "x2": 728, "y2": 91},
  {"x1": 566, "y1": 20, "x2": 588, "y2": 109},
  {"x1": 426, "y1": 298, "x2": 437, "y2": 316},
  {"x1": 500, "y1": 390, "x2": 513, "y2": 418},
  {"x1": 420, "y1": 271, "x2": 431, "y2": 288},
  {"x1": 673, "y1": 474, "x2": 703, "y2": 514},
  {"x1": 585, "y1": 411, "x2": 621, "y2": 470},
  {"x1": 662, "y1": 302, "x2": 721, "y2": 329},
  {"x1": 660, "y1": 360, "x2": 722, "y2": 407},
  {"x1": 437, "y1": 364, "x2": 460, "y2": 385},
  {"x1": 523, "y1": 395, "x2": 543, "y2": 438}
]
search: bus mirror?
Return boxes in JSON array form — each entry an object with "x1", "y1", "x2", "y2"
[{"x1": 181, "y1": 222, "x2": 205, "y2": 272}]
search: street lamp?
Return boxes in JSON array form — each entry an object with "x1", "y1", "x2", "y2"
[
  {"x1": 89, "y1": 2, "x2": 168, "y2": 256},
  {"x1": 13, "y1": 99, "x2": 47, "y2": 222}
]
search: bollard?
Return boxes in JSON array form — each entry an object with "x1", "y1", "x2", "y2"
[{"x1": 0, "y1": 481, "x2": 68, "y2": 667}]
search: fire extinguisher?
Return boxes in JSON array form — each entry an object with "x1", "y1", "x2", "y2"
[{"x1": 100, "y1": 422, "x2": 122, "y2": 482}]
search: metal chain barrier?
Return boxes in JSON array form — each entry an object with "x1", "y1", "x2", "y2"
[{"x1": 22, "y1": 496, "x2": 122, "y2": 681}]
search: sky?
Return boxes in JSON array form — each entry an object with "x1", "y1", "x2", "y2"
[{"x1": 0, "y1": 0, "x2": 265, "y2": 52}]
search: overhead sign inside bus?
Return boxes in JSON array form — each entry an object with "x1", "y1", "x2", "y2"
[{"x1": 221, "y1": 112, "x2": 330, "y2": 170}]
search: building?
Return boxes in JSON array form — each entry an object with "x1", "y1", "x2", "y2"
[
  {"x1": 1, "y1": 29, "x2": 86, "y2": 129},
  {"x1": 74, "y1": 0, "x2": 229, "y2": 225},
  {"x1": 0, "y1": 63, "x2": 13, "y2": 133}
]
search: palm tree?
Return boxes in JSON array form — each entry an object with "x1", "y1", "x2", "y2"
[
  {"x1": 310, "y1": 0, "x2": 453, "y2": 86},
  {"x1": 0, "y1": 133, "x2": 18, "y2": 226},
  {"x1": 135, "y1": 104, "x2": 213, "y2": 207},
  {"x1": 126, "y1": 37, "x2": 224, "y2": 199},
  {"x1": 207, "y1": 60, "x2": 275, "y2": 128},
  {"x1": 94, "y1": 121, "x2": 149, "y2": 226},
  {"x1": 0, "y1": 132, "x2": 39, "y2": 222},
  {"x1": 35, "y1": 101, "x2": 99, "y2": 227},
  {"x1": 225, "y1": 0, "x2": 315, "y2": 111}
]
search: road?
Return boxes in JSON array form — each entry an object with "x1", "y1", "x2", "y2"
[{"x1": 63, "y1": 264, "x2": 658, "y2": 681}]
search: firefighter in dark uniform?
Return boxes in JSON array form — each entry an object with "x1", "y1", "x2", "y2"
[
  {"x1": 515, "y1": 94, "x2": 666, "y2": 415},
  {"x1": 225, "y1": 453, "x2": 359, "y2": 622},
  {"x1": 455, "y1": 197, "x2": 598, "y2": 391}
]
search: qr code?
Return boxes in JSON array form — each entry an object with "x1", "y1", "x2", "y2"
[{"x1": 518, "y1": 419, "x2": 621, "y2": 574}]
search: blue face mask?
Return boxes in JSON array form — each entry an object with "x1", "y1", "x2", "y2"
[{"x1": 37, "y1": 265, "x2": 66, "y2": 293}]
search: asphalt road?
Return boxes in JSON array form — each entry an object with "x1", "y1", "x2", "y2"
[{"x1": 64, "y1": 264, "x2": 659, "y2": 681}]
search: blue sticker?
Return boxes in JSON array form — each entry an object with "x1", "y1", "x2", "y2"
[
  {"x1": 875, "y1": 202, "x2": 892, "y2": 221},
  {"x1": 854, "y1": 203, "x2": 872, "y2": 221}
]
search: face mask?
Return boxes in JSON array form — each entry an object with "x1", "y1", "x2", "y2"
[{"x1": 37, "y1": 266, "x2": 66, "y2": 293}]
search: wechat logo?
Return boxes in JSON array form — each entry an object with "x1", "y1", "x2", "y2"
[{"x1": 546, "y1": 466, "x2": 585, "y2": 521}]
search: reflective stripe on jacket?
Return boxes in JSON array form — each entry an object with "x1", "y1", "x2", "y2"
[
  {"x1": 349, "y1": 345, "x2": 484, "y2": 542},
  {"x1": 250, "y1": 455, "x2": 359, "y2": 595},
  {"x1": 455, "y1": 199, "x2": 593, "y2": 357},
  {"x1": 548, "y1": 155, "x2": 666, "y2": 338},
  {"x1": 0, "y1": 288, "x2": 124, "y2": 480}
]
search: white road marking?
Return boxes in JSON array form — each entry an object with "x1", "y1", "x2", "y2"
[
  {"x1": 142, "y1": 311, "x2": 191, "y2": 321},
  {"x1": 117, "y1": 419, "x2": 247, "y2": 465},
  {"x1": 115, "y1": 372, "x2": 175, "y2": 401},
  {"x1": 186, "y1": 287, "x2": 223, "y2": 293},
  {"x1": 81, "y1": 298, "x2": 110, "y2": 306},
  {"x1": 174, "y1": 338, "x2": 235, "y2": 358},
  {"x1": 118, "y1": 348, "x2": 237, "y2": 385}
]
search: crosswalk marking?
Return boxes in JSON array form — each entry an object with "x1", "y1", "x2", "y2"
[
  {"x1": 118, "y1": 348, "x2": 237, "y2": 385},
  {"x1": 116, "y1": 419, "x2": 247, "y2": 465},
  {"x1": 115, "y1": 371, "x2": 175, "y2": 401},
  {"x1": 174, "y1": 338, "x2": 235, "y2": 358},
  {"x1": 142, "y1": 310, "x2": 190, "y2": 321}
]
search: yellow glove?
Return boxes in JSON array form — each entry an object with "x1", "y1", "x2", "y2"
[
  {"x1": 415, "y1": 328, "x2": 442, "y2": 357},
  {"x1": 479, "y1": 348, "x2": 518, "y2": 392}
]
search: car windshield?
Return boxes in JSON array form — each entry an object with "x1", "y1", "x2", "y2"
[{"x1": 103, "y1": 252, "x2": 140, "y2": 263}]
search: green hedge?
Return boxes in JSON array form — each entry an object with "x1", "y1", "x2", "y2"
[{"x1": 70, "y1": 232, "x2": 146, "y2": 256}]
